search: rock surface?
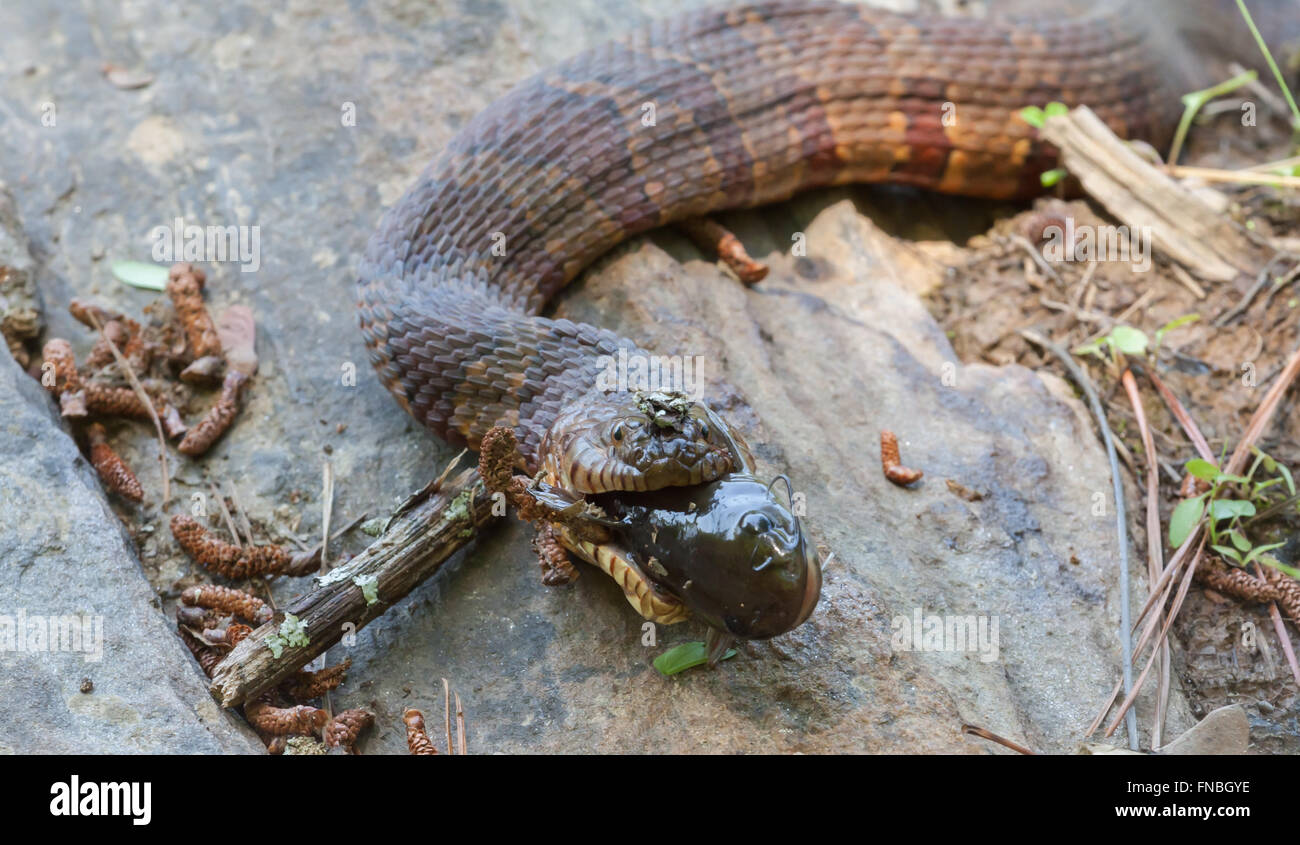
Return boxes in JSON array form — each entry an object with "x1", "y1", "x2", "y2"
[
  {"x1": 0, "y1": 0, "x2": 1201, "y2": 753},
  {"x1": 0, "y1": 343, "x2": 263, "y2": 753}
]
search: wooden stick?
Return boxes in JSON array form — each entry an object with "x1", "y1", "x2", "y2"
[
  {"x1": 1164, "y1": 164, "x2": 1300, "y2": 189},
  {"x1": 1040, "y1": 106, "x2": 1270, "y2": 282},
  {"x1": 208, "y1": 464, "x2": 496, "y2": 707},
  {"x1": 1121, "y1": 369, "x2": 1171, "y2": 748}
]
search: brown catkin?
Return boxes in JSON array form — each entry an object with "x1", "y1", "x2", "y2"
[
  {"x1": 166, "y1": 262, "x2": 222, "y2": 359},
  {"x1": 533, "y1": 523, "x2": 577, "y2": 586},
  {"x1": 477, "y1": 425, "x2": 520, "y2": 493},
  {"x1": 1196, "y1": 557, "x2": 1300, "y2": 624},
  {"x1": 82, "y1": 382, "x2": 154, "y2": 419},
  {"x1": 1262, "y1": 565, "x2": 1300, "y2": 623},
  {"x1": 170, "y1": 514, "x2": 298, "y2": 579},
  {"x1": 325, "y1": 709, "x2": 374, "y2": 752},
  {"x1": 244, "y1": 697, "x2": 328, "y2": 736},
  {"x1": 177, "y1": 626, "x2": 224, "y2": 677},
  {"x1": 201, "y1": 621, "x2": 252, "y2": 647},
  {"x1": 178, "y1": 369, "x2": 248, "y2": 456},
  {"x1": 84, "y1": 320, "x2": 131, "y2": 370},
  {"x1": 227, "y1": 623, "x2": 253, "y2": 647},
  {"x1": 181, "y1": 584, "x2": 273, "y2": 625},
  {"x1": 1197, "y1": 558, "x2": 1278, "y2": 604},
  {"x1": 68, "y1": 298, "x2": 123, "y2": 329},
  {"x1": 880, "y1": 430, "x2": 923, "y2": 486},
  {"x1": 403, "y1": 709, "x2": 439, "y2": 755},
  {"x1": 677, "y1": 217, "x2": 768, "y2": 284},
  {"x1": 86, "y1": 423, "x2": 144, "y2": 502},
  {"x1": 41, "y1": 338, "x2": 82, "y2": 394},
  {"x1": 285, "y1": 657, "x2": 352, "y2": 701},
  {"x1": 176, "y1": 605, "x2": 227, "y2": 631}
]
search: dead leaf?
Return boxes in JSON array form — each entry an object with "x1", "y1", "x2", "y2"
[
  {"x1": 217, "y1": 305, "x2": 258, "y2": 375},
  {"x1": 102, "y1": 64, "x2": 154, "y2": 90}
]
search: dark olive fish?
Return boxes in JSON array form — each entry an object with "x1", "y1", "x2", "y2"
[{"x1": 593, "y1": 471, "x2": 821, "y2": 644}]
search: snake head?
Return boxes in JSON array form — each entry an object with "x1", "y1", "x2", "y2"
[{"x1": 542, "y1": 391, "x2": 734, "y2": 494}]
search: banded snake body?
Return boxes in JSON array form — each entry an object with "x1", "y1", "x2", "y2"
[{"x1": 356, "y1": 0, "x2": 1293, "y2": 645}]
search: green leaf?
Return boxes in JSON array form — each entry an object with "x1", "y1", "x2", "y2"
[
  {"x1": 1044, "y1": 102, "x2": 1070, "y2": 119},
  {"x1": 1019, "y1": 106, "x2": 1047, "y2": 128},
  {"x1": 1209, "y1": 499, "x2": 1256, "y2": 522},
  {"x1": 653, "y1": 642, "x2": 737, "y2": 676},
  {"x1": 1251, "y1": 445, "x2": 1277, "y2": 473},
  {"x1": 1244, "y1": 542, "x2": 1287, "y2": 565},
  {"x1": 110, "y1": 260, "x2": 168, "y2": 291},
  {"x1": 1279, "y1": 463, "x2": 1295, "y2": 496},
  {"x1": 1108, "y1": 325, "x2": 1149, "y2": 355},
  {"x1": 1259, "y1": 554, "x2": 1300, "y2": 579},
  {"x1": 1185, "y1": 459, "x2": 1220, "y2": 481},
  {"x1": 1214, "y1": 473, "x2": 1251, "y2": 485},
  {"x1": 1210, "y1": 544, "x2": 1243, "y2": 564},
  {"x1": 1228, "y1": 530, "x2": 1252, "y2": 552},
  {"x1": 1154, "y1": 314, "x2": 1200, "y2": 344},
  {"x1": 1253, "y1": 478, "x2": 1284, "y2": 495},
  {"x1": 1072, "y1": 338, "x2": 1107, "y2": 359},
  {"x1": 1169, "y1": 495, "x2": 1205, "y2": 547},
  {"x1": 1040, "y1": 168, "x2": 1068, "y2": 188}
]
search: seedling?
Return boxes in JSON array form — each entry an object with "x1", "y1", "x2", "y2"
[{"x1": 1172, "y1": 448, "x2": 1300, "y2": 579}]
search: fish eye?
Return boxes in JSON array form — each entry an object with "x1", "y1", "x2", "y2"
[{"x1": 742, "y1": 512, "x2": 773, "y2": 534}]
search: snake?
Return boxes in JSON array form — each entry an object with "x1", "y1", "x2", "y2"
[{"x1": 356, "y1": 0, "x2": 1295, "y2": 645}]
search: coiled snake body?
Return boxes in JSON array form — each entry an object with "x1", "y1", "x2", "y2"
[{"x1": 354, "y1": 0, "x2": 1257, "y2": 640}]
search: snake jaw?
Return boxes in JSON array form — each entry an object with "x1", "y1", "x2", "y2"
[{"x1": 554, "y1": 525, "x2": 690, "y2": 625}]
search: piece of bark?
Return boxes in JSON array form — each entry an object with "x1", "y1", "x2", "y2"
[
  {"x1": 208, "y1": 467, "x2": 495, "y2": 707},
  {"x1": 1040, "y1": 105, "x2": 1272, "y2": 283}
]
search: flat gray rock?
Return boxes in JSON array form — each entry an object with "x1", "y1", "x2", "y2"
[{"x1": 0, "y1": 344, "x2": 262, "y2": 753}]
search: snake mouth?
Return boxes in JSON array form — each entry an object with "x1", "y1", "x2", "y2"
[
  {"x1": 576, "y1": 444, "x2": 732, "y2": 493},
  {"x1": 632, "y1": 444, "x2": 732, "y2": 490}
]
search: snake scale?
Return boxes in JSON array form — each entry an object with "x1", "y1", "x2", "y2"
[{"x1": 355, "y1": 0, "x2": 1291, "y2": 642}]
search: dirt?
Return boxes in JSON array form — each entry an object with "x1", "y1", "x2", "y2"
[{"x1": 927, "y1": 104, "x2": 1300, "y2": 753}]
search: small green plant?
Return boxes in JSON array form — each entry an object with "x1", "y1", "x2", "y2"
[
  {"x1": 1168, "y1": 70, "x2": 1259, "y2": 165},
  {"x1": 1073, "y1": 315, "x2": 1198, "y2": 370},
  {"x1": 653, "y1": 641, "x2": 736, "y2": 675},
  {"x1": 1018, "y1": 101, "x2": 1070, "y2": 129},
  {"x1": 1018, "y1": 102, "x2": 1071, "y2": 187},
  {"x1": 1235, "y1": 0, "x2": 1300, "y2": 134},
  {"x1": 1170, "y1": 448, "x2": 1300, "y2": 579}
]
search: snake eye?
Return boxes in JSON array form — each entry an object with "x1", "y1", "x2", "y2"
[
  {"x1": 700, "y1": 423, "x2": 709, "y2": 439},
  {"x1": 612, "y1": 425, "x2": 623, "y2": 442}
]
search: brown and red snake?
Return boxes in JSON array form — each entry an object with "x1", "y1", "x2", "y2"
[{"x1": 355, "y1": 0, "x2": 1295, "y2": 641}]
